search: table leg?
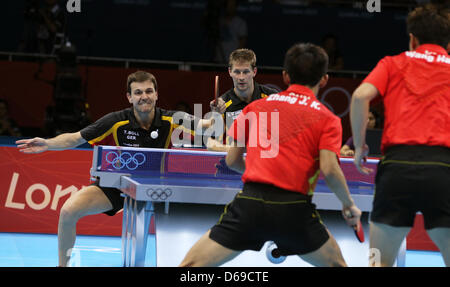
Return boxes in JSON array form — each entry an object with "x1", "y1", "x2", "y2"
[
  {"x1": 129, "y1": 200, "x2": 154, "y2": 267},
  {"x1": 396, "y1": 238, "x2": 407, "y2": 267},
  {"x1": 164, "y1": 201, "x2": 170, "y2": 214},
  {"x1": 121, "y1": 196, "x2": 134, "y2": 267}
]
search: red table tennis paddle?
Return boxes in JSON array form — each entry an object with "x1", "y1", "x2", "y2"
[
  {"x1": 353, "y1": 220, "x2": 365, "y2": 243},
  {"x1": 214, "y1": 75, "x2": 219, "y2": 106},
  {"x1": 345, "y1": 210, "x2": 365, "y2": 243}
]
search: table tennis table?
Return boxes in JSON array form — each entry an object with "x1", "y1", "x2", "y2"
[{"x1": 90, "y1": 145, "x2": 389, "y2": 267}]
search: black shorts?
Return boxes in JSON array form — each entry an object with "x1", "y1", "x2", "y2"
[
  {"x1": 209, "y1": 182, "x2": 329, "y2": 256},
  {"x1": 371, "y1": 145, "x2": 450, "y2": 229},
  {"x1": 91, "y1": 180, "x2": 124, "y2": 216}
]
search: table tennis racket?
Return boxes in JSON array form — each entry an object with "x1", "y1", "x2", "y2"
[
  {"x1": 344, "y1": 210, "x2": 365, "y2": 243},
  {"x1": 353, "y1": 220, "x2": 365, "y2": 243},
  {"x1": 214, "y1": 75, "x2": 219, "y2": 106}
]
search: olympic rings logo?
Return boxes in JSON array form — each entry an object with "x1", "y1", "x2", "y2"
[
  {"x1": 146, "y1": 188, "x2": 173, "y2": 200},
  {"x1": 319, "y1": 87, "x2": 351, "y2": 118},
  {"x1": 105, "y1": 151, "x2": 146, "y2": 170}
]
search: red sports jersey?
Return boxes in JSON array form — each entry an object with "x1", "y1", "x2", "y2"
[
  {"x1": 363, "y1": 44, "x2": 450, "y2": 153},
  {"x1": 227, "y1": 84, "x2": 342, "y2": 195}
]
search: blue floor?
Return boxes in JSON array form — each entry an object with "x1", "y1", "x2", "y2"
[
  {"x1": 405, "y1": 250, "x2": 445, "y2": 267},
  {"x1": 0, "y1": 204, "x2": 445, "y2": 267},
  {"x1": 0, "y1": 233, "x2": 156, "y2": 267}
]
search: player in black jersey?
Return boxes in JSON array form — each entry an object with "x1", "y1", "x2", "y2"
[
  {"x1": 207, "y1": 48, "x2": 279, "y2": 152},
  {"x1": 16, "y1": 70, "x2": 201, "y2": 266}
]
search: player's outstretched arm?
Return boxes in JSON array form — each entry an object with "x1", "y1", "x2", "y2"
[
  {"x1": 319, "y1": 149, "x2": 361, "y2": 226},
  {"x1": 16, "y1": 132, "x2": 86, "y2": 154},
  {"x1": 350, "y1": 83, "x2": 379, "y2": 175}
]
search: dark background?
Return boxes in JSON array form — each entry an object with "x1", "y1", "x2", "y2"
[
  {"x1": 2, "y1": 0, "x2": 412, "y2": 70},
  {"x1": 0, "y1": 0, "x2": 429, "y2": 140}
]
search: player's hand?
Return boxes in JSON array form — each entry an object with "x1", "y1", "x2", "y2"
[
  {"x1": 210, "y1": 98, "x2": 226, "y2": 114},
  {"x1": 353, "y1": 144, "x2": 373, "y2": 175},
  {"x1": 16, "y1": 137, "x2": 49, "y2": 154},
  {"x1": 206, "y1": 137, "x2": 228, "y2": 152},
  {"x1": 206, "y1": 137, "x2": 218, "y2": 150},
  {"x1": 342, "y1": 149, "x2": 355, "y2": 157},
  {"x1": 342, "y1": 205, "x2": 362, "y2": 228},
  {"x1": 214, "y1": 157, "x2": 240, "y2": 176}
]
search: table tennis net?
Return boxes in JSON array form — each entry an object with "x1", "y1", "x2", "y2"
[
  {"x1": 96, "y1": 146, "x2": 377, "y2": 184},
  {"x1": 97, "y1": 147, "x2": 241, "y2": 180}
]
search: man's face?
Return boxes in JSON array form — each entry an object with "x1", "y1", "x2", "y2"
[
  {"x1": 229, "y1": 61, "x2": 256, "y2": 95},
  {"x1": 127, "y1": 80, "x2": 158, "y2": 114},
  {"x1": 367, "y1": 111, "x2": 376, "y2": 129},
  {"x1": 0, "y1": 103, "x2": 7, "y2": 117}
]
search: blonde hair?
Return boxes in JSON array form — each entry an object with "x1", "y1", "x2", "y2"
[{"x1": 228, "y1": 49, "x2": 257, "y2": 69}]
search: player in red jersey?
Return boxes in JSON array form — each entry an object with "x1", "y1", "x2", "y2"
[
  {"x1": 351, "y1": 4, "x2": 450, "y2": 266},
  {"x1": 179, "y1": 43, "x2": 362, "y2": 267}
]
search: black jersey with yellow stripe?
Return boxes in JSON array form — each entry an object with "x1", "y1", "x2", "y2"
[
  {"x1": 80, "y1": 107, "x2": 196, "y2": 148},
  {"x1": 220, "y1": 82, "x2": 278, "y2": 130}
]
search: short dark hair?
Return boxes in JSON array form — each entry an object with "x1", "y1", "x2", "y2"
[
  {"x1": 407, "y1": 4, "x2": 450, "y2": 49},
  {"x1": 283, "y1": 43, "x2": 328, "y2": 87},
  {"x1": 127, "y1": 71, "x2": 158, "y2": 93}
]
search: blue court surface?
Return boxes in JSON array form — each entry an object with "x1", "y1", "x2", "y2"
[{"x1": 0, "y1": 204, "x2": 445, "y2": 267}]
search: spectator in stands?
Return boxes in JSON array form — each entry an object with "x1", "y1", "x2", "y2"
[
  {"x1": 213, "y1": 0, "x2": 248, "y2": 63},
  {"x1": 18, "y1": 0, "x2": 66, "y2": 54},
  {"x1": 340, "y1": 108, "x2": 380, "y2": 156},
  {"x1": 322, "y1": 34, "x2": 344, "y2": 71},
  {"x1": 0, "y1": 99, "x2": 22, "y2": 137}
]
